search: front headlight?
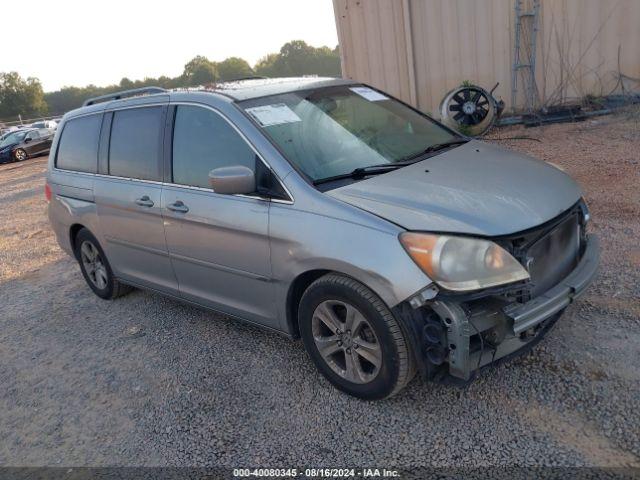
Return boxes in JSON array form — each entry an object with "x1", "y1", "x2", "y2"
[{"x1": 399, "y1": 232, "x2": 530, "y2": 292}]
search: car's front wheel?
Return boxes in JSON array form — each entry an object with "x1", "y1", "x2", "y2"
[
  {"x1": 14, "y1": 148, "x2": 27, "y2": 162},
  {"x1": 299, "y1": 273, "x2": 415, "y2": 400}
]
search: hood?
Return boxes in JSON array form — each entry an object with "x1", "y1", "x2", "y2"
[
  {"x1": 0, "y1": 142, "x2": 18, "y2": 153},
  {"x1": 328, "y1": 141, "x2": 582, "y2": 236}
]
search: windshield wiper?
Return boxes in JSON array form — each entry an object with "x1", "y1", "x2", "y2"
[
  {"x1": 313, "y1": 139, "x2": 469, "y2": 186},
  {"x1": 397, "y1": 139, "x2": 469, "y2": 164},
  {"x1": 313, "y1": 164, "x2": 402, "y2": 185}
]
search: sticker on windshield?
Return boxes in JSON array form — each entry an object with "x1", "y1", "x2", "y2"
[
  {"x1": 245, "y1": 104, "x2": 301, "y2": 127},
  {"x1": 350, "y1": 87, "x2": 389, "y2": 102}
]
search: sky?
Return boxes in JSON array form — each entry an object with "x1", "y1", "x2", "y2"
[{"x1": 1, "y1": 0, "x2": 338, "y2": 92}]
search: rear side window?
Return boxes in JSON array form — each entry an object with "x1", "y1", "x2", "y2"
[
  {"x1": 109, "y1": 107, "x2": 163, "y2": 181},
  {"x1": 172, "y1": 105, "x2": 255, "y2": 189},
  {"x1": 56, "y1": 114, "x2": 102, "y2": 173}
]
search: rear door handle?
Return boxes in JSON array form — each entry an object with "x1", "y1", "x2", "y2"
[
  {"x1": 167, "y1": 200, "x2": 189, "y2": 213},
  {"x1": 135, "y1": 195, "x2": 154, "y2": 207}
]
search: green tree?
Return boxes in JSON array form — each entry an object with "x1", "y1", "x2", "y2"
[
  {"x1": 44, "y1": 86, "x2": 84, "y2": 114},
  {"x1": 254, "y1": 41, "x2": 341, "y2": 78},
  {"x1": 311, "y1": 45, "x2": 341, "y2": 77},
  {"x1": 37, "y1": 40, "x2": 342, "y2": 116},
  {"x1": 254, "y1": 53, "x2": 280, "y2": 78},
  {"x1": 217, "y1": 57, "x2": 253, "y2": 81},
  {"x1": 119, "y1": 77, "x2": 134, "y2": 89},
  {"x1": 277, "y1": 40, "x2": 316, "y2": 76},
  {"x1": 45, "y1": 84, "x2": 116, "y2": 114},
  {"x1": 182, "y1": 55, "x2": 218, "y2": 85},
  {"x1": 157, "y1": 75, "x2": 177, "y2": 89},
  {"x1": 0, "y1": 72, "x2": 48, "y2": 118}
]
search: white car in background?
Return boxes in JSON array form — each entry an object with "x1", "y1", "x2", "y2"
[
  {"x1": 30, "y1": 120, "x2": 58, "y2": 129},
  {"x1": 0, "y1": 126, "x2": 21, "y2": 137}
]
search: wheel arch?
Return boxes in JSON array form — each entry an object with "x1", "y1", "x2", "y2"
[
  {"x1": 285, "y1": 266, "x2": 403, "y2": 339},
  {"x1": 286, "y1": 269, "x2": 330, "y2": 338},
  {"x1": 69, "y1": 223, "x2": 86, "y2": 260}
]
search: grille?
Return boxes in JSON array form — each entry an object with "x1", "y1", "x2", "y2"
[{"x1": 522, "y1": 213, "x2": 581, "y2": 297}]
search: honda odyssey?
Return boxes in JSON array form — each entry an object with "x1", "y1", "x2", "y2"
[{"x1": 46, "y1": 78, "x2": 599, "y2": 399}]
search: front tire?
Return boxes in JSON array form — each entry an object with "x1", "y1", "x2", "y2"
[
  {"x1": 14, "y1": 148, "x2": 27, "y2": 162},
  {"x1": 75, "y1": 228, "x2": 132, "y2": 300},
  {"x1": 299, "y1": 273, "x2": 415, "y2": 400}
]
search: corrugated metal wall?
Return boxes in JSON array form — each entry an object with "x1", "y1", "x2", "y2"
[{"x1": 333, "y1": 0, "x2": 640, "y2": 115}]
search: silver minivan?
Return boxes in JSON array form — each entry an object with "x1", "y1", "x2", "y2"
[{"x1": 47, "y1": 78, "x2": 599, "y2": 399}]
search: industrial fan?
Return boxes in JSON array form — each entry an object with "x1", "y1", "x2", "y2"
[{"x1": 439, "y1": 84, "x2": 504, "y2": 136}]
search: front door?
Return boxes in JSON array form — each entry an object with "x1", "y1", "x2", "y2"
[
  {"x1": 94, "y1": 104, "x2": 177, "y2": 293},
  {"x1": 23, "y1": 130, "x2": 43, "y2": 156},
  {"x1": 161, "y1": 104, "x2": 275, "y2": 326}
]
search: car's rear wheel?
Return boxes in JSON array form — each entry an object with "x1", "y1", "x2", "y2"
[
  {"x1": 14, "y1": 148, "x2": 27, "y2": 162},
  {"x1": 299, "y1": 273, "x2": 415, "y2": 400},
  {"x1": 75, "y1": 228, "x2": 132, "y2": 300}
]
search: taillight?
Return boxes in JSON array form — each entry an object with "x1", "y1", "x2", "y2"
[{"x1": 45, "y1": 182, "x2": 52, "y2": 202}]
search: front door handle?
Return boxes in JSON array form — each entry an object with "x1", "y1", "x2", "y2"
[
  {"x1": 135, "y1": 195, "x2": 154, "y2": 207},
  {"x1": 167, "y1": 200, "x2": 189, "y2": 213}
]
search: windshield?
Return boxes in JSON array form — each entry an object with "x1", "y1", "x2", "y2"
[
  {"x1": 0, "y1": 131, "x2": 26, "y2": 148},
  {"x1": 240, "y1": 85, "x2": 457, "y2": 182}
]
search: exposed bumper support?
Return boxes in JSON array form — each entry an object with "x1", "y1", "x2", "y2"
[
  {"x1": 429, "y1": 235, "x2": 600, "y2": 381},
  {"x1": 504, "y1": 235, "x2": 600, "y2": 334}
]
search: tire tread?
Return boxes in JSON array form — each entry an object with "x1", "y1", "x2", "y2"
[
  {"x1": 75, "y1": 228, "x2": 133, "y2": 300},
  {"x1": 303, "y1": 273, "x2": 415, "y2": 398},
  {"x1": 110, "y1": 278, "x2": 133, "y2": 299}
]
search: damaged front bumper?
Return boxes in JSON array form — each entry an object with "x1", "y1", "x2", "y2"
[{"x1": 399, "y1": 234, "x2": 600, "y2": 383}]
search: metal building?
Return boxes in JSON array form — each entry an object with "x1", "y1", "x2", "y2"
[{"x1": 333, "y1": 0, "x2": 640, "y2": 115}]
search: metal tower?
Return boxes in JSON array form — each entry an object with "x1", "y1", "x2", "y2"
[{"x1": 511, "y1": 0, "x2": 541, "y2": 113}]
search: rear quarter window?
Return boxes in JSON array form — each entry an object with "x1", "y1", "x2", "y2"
[
  {"x1": 109, "y1": 107, "x2": 163, "y2": 181},
  {"x1": 55, "y1": 114, "x2": 102, "y2": 173}
]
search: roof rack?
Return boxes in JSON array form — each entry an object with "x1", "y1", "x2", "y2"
[{"x1": 82, "y1": 86, "x2": 167, "y2": 107}]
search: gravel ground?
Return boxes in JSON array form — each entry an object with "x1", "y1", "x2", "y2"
[{"x1": 0, "y1": 113, "x2": 639, "y2": 469}]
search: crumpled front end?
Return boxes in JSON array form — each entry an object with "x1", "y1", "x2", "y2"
[{"x1": 395, "y1": 204, "x2": 600, "y2": 383}]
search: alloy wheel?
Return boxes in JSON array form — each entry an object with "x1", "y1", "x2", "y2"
[
  {"x1": 80, "y1": 240, "x2": 108, "y2": 290},
  {"x1": 311, "y1": 299, "x2": 382, "y2": 384},
  {"x1": 14, "y1": 149, "x2": 26, "y2": 161}
]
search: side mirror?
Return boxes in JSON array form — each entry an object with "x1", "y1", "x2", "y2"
[
  {"x1": 208, "y1": 165, "x2": 256, "y2": 195},
  {"x1": 24, "y1": 137, "x2": 32, "y2": 143}
]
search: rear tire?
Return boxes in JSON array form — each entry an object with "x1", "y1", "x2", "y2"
[
  {"x1": 75, "y1": 228, "x2": 132, "y2": 300},
  {"x1": 299, "y1": 273, "x2": 415, "y2": 400}
]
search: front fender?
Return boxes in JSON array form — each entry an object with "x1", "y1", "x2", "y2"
[{"x1": 269, "y1": 202, "x2": 432, "y2": 331}]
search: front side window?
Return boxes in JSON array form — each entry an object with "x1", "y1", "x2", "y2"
[
  {"x1": 240, "y1": 85, "x2": 457, "y2": 183},
  {"x1": 56, "y1": 114, "x2": 102, "y2": 173},
  {"x1": 172, "y1": 105, "x2": 256, "y2": 189},
  {"x1": 109, "y1": 107, "x2": 163, "y2": 181}
]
